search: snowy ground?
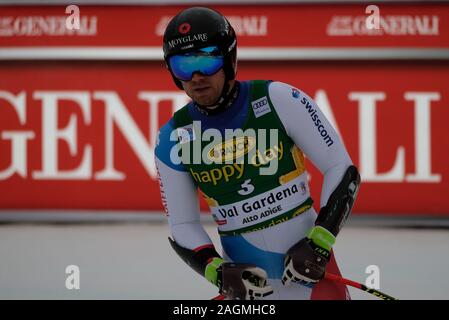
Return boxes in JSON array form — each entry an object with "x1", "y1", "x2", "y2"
[{"x1": 0, "y1": 215, "x2": 448, "y2": 300}]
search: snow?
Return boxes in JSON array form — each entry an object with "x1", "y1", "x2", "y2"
[{"x1": 0, "y1": 215, "x2": 447, "y2": 299}]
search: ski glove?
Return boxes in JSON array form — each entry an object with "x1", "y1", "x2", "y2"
[
  {"x1": 205, "y1": 258, "x2": 273, "y2": 300},
  {"x1": 282, "y1": 226, "x2": 335, "y2": 286}
]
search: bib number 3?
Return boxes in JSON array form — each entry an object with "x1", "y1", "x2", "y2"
[{"x1": 238, "y1": 179, "x2": 255, "y2": 196}]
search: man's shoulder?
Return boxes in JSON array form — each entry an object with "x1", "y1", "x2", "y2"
[
  {"x1": 246, "y1": 80, "x2": 306, "y2": 100},
  {"x1": 173, "y1": 100, "x2": 193, "y2": 114},
  {"x1": 155, "y1": 119, "x2": 187, "y2": 171},
  {"x1": 266, "y1": 81, "x2": 314, "y2": 105},
  {"x1": 267, "y1": 81, "x2": 299, "y2": 94},
  {"x1": 155, "y1": 119, "x2": 176, "y2": 154},
  {"x1": 171, "y1": 100, "x2": 197, "y2": 127}
]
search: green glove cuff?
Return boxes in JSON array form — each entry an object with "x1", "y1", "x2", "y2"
[
  {"x1": 204, "y1": 257, "x2": 224, "y2": 286},
  {"x1": 307, "y1": 226, "x2": 336, "y2": 252}
]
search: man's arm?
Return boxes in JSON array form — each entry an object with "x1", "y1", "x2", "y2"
[
  {"x1": 268, "y1": 81, "x2": 360, "y2": 284},
  {"x1": 268, "y1": 81, "x2": 354, "y2": 209},
  {"x1": 155, "y1": 120, "x2": 273, "y2": 299},
  {"x1": 155, "y1": 120, "x2": 215, "y2": 250},
  {"x1": 155, "y1": 158, "x2": 216, "y2": 251},
  {"x1": 156, "y1": 156, "x2": 227, "y2": 285}
]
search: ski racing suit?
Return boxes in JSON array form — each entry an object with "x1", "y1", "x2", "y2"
[{"x1": 155, "y1": 80, "x2": 352, "y2": 300}]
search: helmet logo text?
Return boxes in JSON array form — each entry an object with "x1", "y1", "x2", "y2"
[{"x1": 168, "y1": 33, "x2": 208, "y2": 49}]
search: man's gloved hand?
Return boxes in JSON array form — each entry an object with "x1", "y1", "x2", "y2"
[
  {"x1": 205, "y1": 258, "x2": 273, "y2": 300},
  {"x1": 282, "y1": 226, "x2": 335, "y2": 286}
]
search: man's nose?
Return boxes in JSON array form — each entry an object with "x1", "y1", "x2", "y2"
[{"x1": 191, "y1": 72, "x2": 206, "y2": 82}]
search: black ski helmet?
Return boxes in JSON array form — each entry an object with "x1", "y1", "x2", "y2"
[{"x1": 163, "y1": 7, "x2": 237, "y2": 89}]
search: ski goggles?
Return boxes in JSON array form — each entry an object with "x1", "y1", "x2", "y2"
[{"x1": 168, "y1": 46, "x2": 224, "y2": 81}]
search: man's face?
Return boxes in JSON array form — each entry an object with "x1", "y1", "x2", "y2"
[{"x1": 181, "y1": 69, "x2": 226, "y2": 106}]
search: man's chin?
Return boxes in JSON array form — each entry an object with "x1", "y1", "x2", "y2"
[{"x1": 194, "y1": 96, "x2": 218, "y2": 107}]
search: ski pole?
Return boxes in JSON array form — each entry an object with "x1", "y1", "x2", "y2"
[
  {"x1": 212, "y1": 273, "x2": 398, "y2": 300},
  {"x1": 325, "y1": 272, "x2": 398, "y2": 300}
]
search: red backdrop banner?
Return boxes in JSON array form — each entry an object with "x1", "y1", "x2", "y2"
[
  {"x1": 0, "y1": 61, "x2": 448, "y2": 214},
  {"x1": 0, "y1": 4, "x2": 447, "y2": 48},
  {"x1": 0, "y1": 3, "x2": 448, "y2": 215}
]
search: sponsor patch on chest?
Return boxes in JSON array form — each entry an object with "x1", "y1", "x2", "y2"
[
  {"x1": 251, "y1": 96, "x2": 271, "y2": 118},
  {"x1": 176, "y1": 124, "x2": 196, "y2": 144}
]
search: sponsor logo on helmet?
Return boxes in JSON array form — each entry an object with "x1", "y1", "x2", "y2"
[
  {"x1": 168, "y1": 33, "x2": 208, "y2": 49},
  {"x1": 178, "y1": 22, "x2": 191, "y2": 34}
]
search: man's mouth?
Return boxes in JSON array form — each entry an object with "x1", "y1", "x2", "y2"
[{"x1": 194, "y1": 86, "x2": 210, "y2": 92}]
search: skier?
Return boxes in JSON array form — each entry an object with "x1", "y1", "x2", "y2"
[{"x1": 155, "y1": 7, "x2": 360, "y2": 300}]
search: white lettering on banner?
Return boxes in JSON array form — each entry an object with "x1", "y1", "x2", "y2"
[
  {"x1": 155, "y1": 15, "x2": 268, "y2": 37},
  {"x1": 32, "y1": 92, "x2": 93, "y2": 180},
  {"x1": 0, "y1": 91, "x2": 35, "y2": 180},
  {"x1": 0, "y1": 90, "x2": 189, "y2": 181},
  {"x1": 0, "y1": 90, "x2": 442, "y2": 183},
  {"x1": 93, "y1": 92, "x2": 189, "y2": 180},
  {"x1": 350, "y1": 92, "x2": 441, "y2": 182},
  {"x1": 351, "y1": 92, "x2": 405, "y2": 182},
  {"x1": 0, "y1": 131, "x2": 35, "y2": 179},
  {"x1": 155, "y1": 16, "x2": 172, "y2": 37},
  {"x1": 227, "y1": 16, "x2": 268, "y2": 36},
  {"x1": 0, "y1": 91, "x2": 27, "y2": 123},
  {"x1": 327, "y1": 15, "x2": 439, "y2": 36},
  {"x1": 0, "y1": 15, "x2": 97, "y2": 36},
  {"x1": 94, "y1": 92, "x2": 152, "y2": 180},
  {"x1": 404, "y1": 92, "x2": 441, "y2": 183},
  {"x1": 138, "y1": 92, "x2": 189, "y2": 149}
]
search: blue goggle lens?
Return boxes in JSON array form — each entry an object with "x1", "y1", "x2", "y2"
[{"x1": 169, "y1": 46, "x2": 224, "y2": 81}]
